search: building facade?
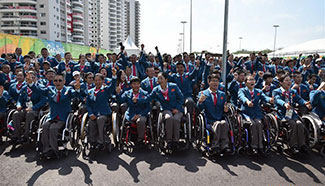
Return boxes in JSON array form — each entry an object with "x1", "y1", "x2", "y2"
[{"x1": 0, "y1": 0, "x2": 140, "y2": 50}]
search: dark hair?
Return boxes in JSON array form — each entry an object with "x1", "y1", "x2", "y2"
[
  {"x1": 64, "y1": 52, "x2": 71, "y2": 57},
  {"x1": 279, "y1": 74, "x2": 291, "y2": 82},
  {"x1": 1, "y1": 53, "x2": 6, "y2": 58},
  {"x1": 98, "y1": 67, "x2": 107, "y2": 73},
  {"x1": 79, "y1": 54, "x2": 85, "y2": 59},
  {"x1": 208, "y1": 73, "x2": 220, "y2": 82},
  {"x1": 28, "y1": 51, "x2": 35, "y2": 55},
  {"x1": 41, "y1": 48, "x2": 48, "y2": 52},
  {"x1": 292, "y1": 71, "x2": 301, "y2": 78},
  {"x1": 23, "y1": 55, "x2": 31, "y2": 59},
  {"x1": 117, "y1": 70, "x2": 127, "y2": 85},
  {"x1": 158, "y1": 72, "x2": 169, "y2": 80},
  {"x1": 85, "y1": 72, "x2": 94, "y2": 79},
  {"x1": 55, "y1": 73, "x2": 65, "y2": 79},
  {"x1": 46, "y1": 68, "x2": 56, "y2": 75},
  {"x1": 244, "y1": 74, "x2": 255, "y2": 82},
  {"x1": 95, "y1": 73, "x2": 104, "y2": 80},
  {"x1": 236, "y1": 69, "x2": 245, "y2": 75},
  {"x1": 276, "y1": 69, "x2": 285, "y2": 75},
  {"x1": 130, "y1": 77, "x2": 141, "y2": 84}
]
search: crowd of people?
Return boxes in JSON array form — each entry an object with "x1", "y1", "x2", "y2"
[{"x1": 0, "y1": 44, "x2": 325, "y2": 159}]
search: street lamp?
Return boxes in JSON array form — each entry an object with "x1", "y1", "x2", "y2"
[
  {"x1": 221, "y1": 0, "x2": 229, "y2": 93},
  {"x1": 273, "y1": 25, "x2": 279, "y2": 57},
  {"x1": 181, "y1": 21, "x2": 187, "y2": 53},
  {"x1": 179, "y1": 32, "x2": 184, "y2": 53},
  {"x1": 239, "y1": 37, "x2": 243, "y2": 51},
  {"x1": 190, "y1": 0, "x2": 193, "y2": 53}
]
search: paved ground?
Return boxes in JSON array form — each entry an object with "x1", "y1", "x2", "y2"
[{"x1": 0, "y1": 142, "x2": 324, "y2": 186}]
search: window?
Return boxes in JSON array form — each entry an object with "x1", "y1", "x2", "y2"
[
  {"x1": 40, "y1": 13, "x2": 46, "y2": 17},
  {"x1": 40, "y1": 4, "x2": 44, "y2": 8},
  {"x1": 40, "y1": 30, "x2": 46, "y2": 34},
  {"x1": 40, "y1": 22, "x2": 46, "y2": 25}
]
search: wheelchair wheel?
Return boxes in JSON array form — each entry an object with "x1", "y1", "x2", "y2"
[
  {"x1": 112, "y1": 111, "x2": 120, "y2": 147},
  {"x1": 68, "y1": 114, "x2": 79, "y2": 151},
  {"x1": 264, "y1": 113, "x2": 279, "y2": 148},
  {"x1": 302, "y1": 113, "x2": 321, "y2": 148},
  {"x1": 146, "y1": 113, "x2": 155, "y2": 148},
  {"x1": 193, "y1": 113, "x2": 205, "y2": 152},
  {"x1": 35, "y1": 113, "x2": 49, "y2": 154},
  {"x1": 185, "y1": 112, "x2": 192, "y2": 145},
  {"x1": 225, "y1": 114, "x2": 236, "y2": 154},
  {"x1": 119, "y1": 119, "x2": 133, "y2": 153},
  {"x1": 156, "y1": 112, "x2": 166, "y2": 153},
  {"x1": 80, "y1": 113, "x2": 88, "y2": 141},
  {"x1": 5, "y1": 109, "x2": 16, "y2": 141}
]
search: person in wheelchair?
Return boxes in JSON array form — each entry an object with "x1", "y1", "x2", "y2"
[
  {"x1": 149, "y1": 72, "x2": 184, "y2": 150},
  {"x1": 26, "y1": 72, "x2": 81, "y2": 159},
  {"x1": 197, "y1": 73, "x2": 231, "y2": 154},
  {"x1": 238, "y1": 74, "x2": 274, "y2": 155},
  {"x1": 0, "y1": 85, "x2": 10, "y2": 144},
  {"x1": 167, "y1": 61, "x2": 200, "y2": 115},
  {"x1": 12, "y1": 71, "x2": 47, "y2": 144},
  {"x1": 310, "y1": 81, "x2": 325, "y2": 121},
  {"x1": 273, "y1": 74, "x2": 312, "y2": 154},
  {"x1": 86, "y1": 69, "x2": 117, "y2": 150},
  {"x1": 116, "y1": 77, "x2": 151, "y2": 147}
]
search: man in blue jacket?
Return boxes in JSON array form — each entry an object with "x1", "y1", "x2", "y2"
[
  {"x1": 197, "y1": 74, "x2": 231, "y2": 153},
  {"x1": 13, "y1": 71, "x2": 47, "y2": 143},
  {"x1": 310, "y1": 82, "x2": 325, "y2": 121},
  {"x1": 117, "y1": 77, "x2": 151, "y2": 145},
  {"x1": 238, "y1": 74, "x2": 274, "y2": 154},
  {"x1": 26, "y1": 72, "x2": 81, "y2": 158},
  {"x1": 86, "y1": 69, "x2": 117, "y2": 150}
]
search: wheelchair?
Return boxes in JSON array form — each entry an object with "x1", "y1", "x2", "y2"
[
  {"x1": 235, "y1": 106, "x2": 278, "y2": 155},
  {"x1": 5, "y1": 105, "x2": 49, "y2": 145},
  {"x1": 301, "y1": 112, "x2": 325, "y2": 156},
  {"x1": 119, "y1": 112, "x2": 154, "y2": 153},
  {"x1": 266, "y1": 108, "x2": 310, "y2": 155},
  {"x1": 80, "y1": 112, "x2": 118, "y2": 160},
  {"x1": 193, "y1": 108, "x2": 236, "y2": 157},
  {"x1": 156, "y1": 109, "x2": 192, "y2": 154},
  {"x1": 35, "y1": 112, "x2": 79, "y2": 159}
]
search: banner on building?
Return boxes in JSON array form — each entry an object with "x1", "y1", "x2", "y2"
[{"x1": 0, "y1": 33, "x2": 111, "y2": 58}]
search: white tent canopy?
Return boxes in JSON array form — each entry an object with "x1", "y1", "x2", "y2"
[
  {"x1": 114, "y1": 35, "x2": 140, "y2": 55},
  {"x1": 269, "y1": 38, "x2": 325, "y2": 57}
]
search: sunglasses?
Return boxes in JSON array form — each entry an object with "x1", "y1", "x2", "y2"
[{"x1": 54, "y1": 79, "x2": 63, "y2": 82}]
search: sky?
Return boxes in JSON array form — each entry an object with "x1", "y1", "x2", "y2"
[{"x1": 138, "y1": 0, "x2": 325, "y2": 55}]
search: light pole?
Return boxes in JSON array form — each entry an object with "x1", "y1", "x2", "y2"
[
  {"x1": 179, "y1": 32, "x2": 184, "y2": 53},
  {"x1": 239, "y1": 37, "x2": 243, "y2": 51},
  {"x1": 273, "y1": 25, "x2": 279, "y2": 57},
  {"x1": 181, "y1": 21, "x2": 187, "y2": 53},
  {"x1": 190, "y1": 0, "x2": 193, "y2": 53},
  {"x1": 221, "y1": 0, "x2": 229, "y2": 92}
]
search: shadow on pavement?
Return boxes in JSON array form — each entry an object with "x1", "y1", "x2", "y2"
[
  {"x1": 91, "y1": 147, "x2": 207, "y2": 183},
  {"x1": 2, "y1": 144, "x2": 93, "y2": 186}
]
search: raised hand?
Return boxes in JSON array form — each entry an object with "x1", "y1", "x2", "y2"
[
  {"x1": 0, "y1": 86, "x2": 4, "y2": 97},
  {"x1": 112, "y1": 68, "x2": 117, "y2": 76},
  {"x1": 198, "y1": 94, "x2": 207, "y2": 103},
  {"x1": 224, "y1": 102, "x2": 229, "y2": 112},
  {"x1": 247, "y1": 100, "x2": 254, "y2": 107},
  {"x1": 270, "y1": 96, "x2": 274, "y2": 104},
  {"x1": 195, "y1": 60, "x2": 200, "y2": 67}
]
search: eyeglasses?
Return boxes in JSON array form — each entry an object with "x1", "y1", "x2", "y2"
[{"x1": 54, "y1": 79, "x2": 63, "y2": 82}]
